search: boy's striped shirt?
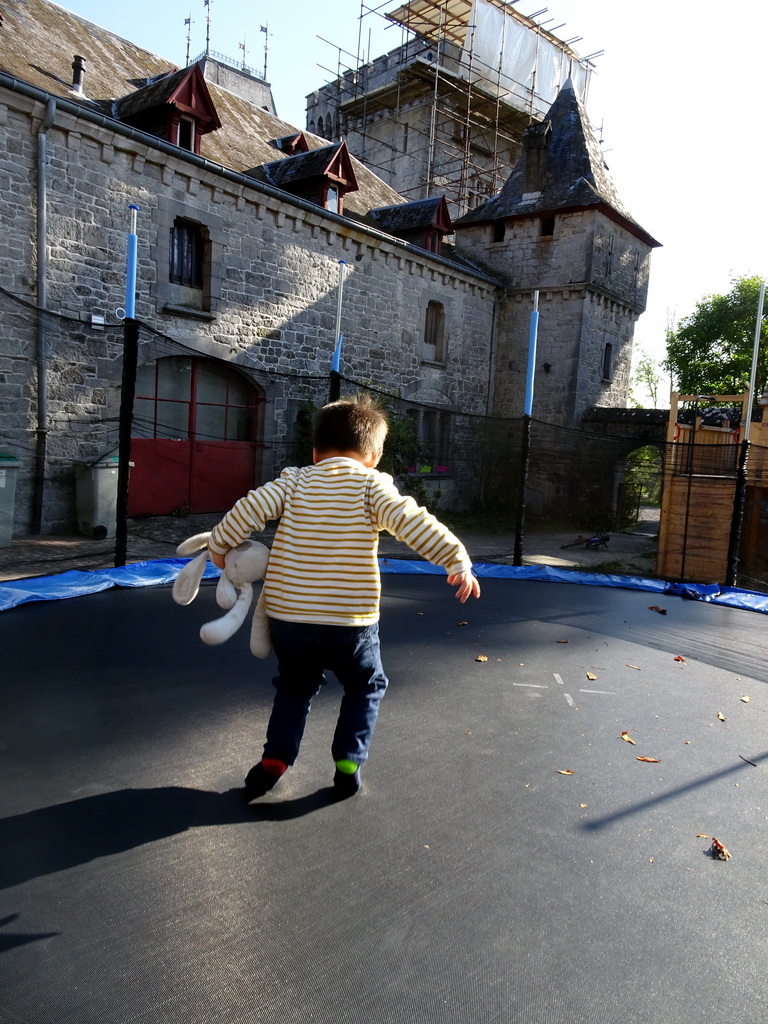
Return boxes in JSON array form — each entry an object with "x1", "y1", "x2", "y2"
[{"x1": 208, "y1": 457, "x2": 472, "y2": 626}]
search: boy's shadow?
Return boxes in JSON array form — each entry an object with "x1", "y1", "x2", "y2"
[{"x1": 0, "y1": 785, "x2": 337, "y2": 890}]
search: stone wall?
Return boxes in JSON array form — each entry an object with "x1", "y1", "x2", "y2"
[{"x1": 0, "y1": 88, "x2": 498, "y2": 534}]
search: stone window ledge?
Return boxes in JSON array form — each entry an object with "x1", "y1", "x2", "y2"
[{"x1": 162, "y1": 304, "x2": 216, "y2": 322}]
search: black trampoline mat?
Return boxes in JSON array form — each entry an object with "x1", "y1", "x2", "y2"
[{"x1": 1, "y1": 576, "x2": 767, "y2": 1023}]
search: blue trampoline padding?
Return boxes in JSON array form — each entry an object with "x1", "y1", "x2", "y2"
[
  {"x1": 380, "y1": 558, "x2": 768, "y2": 613},
  {"x1": 0, "y1": 559, "x2": 221, "y2": 612},
  {"x1": 1, "y1": 556, "x2": 767, "y2": 615}
]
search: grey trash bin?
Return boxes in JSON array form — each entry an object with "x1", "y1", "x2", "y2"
[
  {"x1": 0, "y1": 453, "x2": 19, "y2": 547},
  {"x1": 74, "y1": 455, "x2": 130, "y2": 540}
]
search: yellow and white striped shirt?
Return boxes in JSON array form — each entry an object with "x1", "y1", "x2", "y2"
[{"x1": 208, "y1": 457, "x2": 472, "y2": 626}]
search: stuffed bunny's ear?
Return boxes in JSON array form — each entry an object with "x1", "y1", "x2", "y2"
[
  {"x1": 172, "y1": 550, "x2": 209, "y2": 606},
  {"x1": 200, "y1": 582, "x2": 253, "y2": 645},
  {"x1": 175, "y1": 532, "x2": 212, "y2": 558},
  {"x1": 215, "y1": 572, "x2": 238, "y2": 610},
  {"x1": 250, "y1": 589, "x2": 272, "y2": 659}
]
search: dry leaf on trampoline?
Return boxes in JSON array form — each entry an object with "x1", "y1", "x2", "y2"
[{"x1": 710, "y1": 837, "x2": 732, "y2": 860}]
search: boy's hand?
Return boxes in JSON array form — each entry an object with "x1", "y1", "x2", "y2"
[
  {"x1": 210, "y1": 549, "x2": 226, "y2": 570},
  {"x1": 448, "y1": 570, "x2": 481, "y2": 603}
]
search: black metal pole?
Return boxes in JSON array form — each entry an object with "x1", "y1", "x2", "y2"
[
  {"x1": 114, "y1": 317, "x2": 139, "y2": 567},
  {"x1": 726, "y1": 438, "x2": 750, "y2": 586},
  {"x1": 329, "y1": 369, "x2": 341, "y2": 403},
  {"x1": 513, "y1": 414, "x2": 532, "y2": 566}
]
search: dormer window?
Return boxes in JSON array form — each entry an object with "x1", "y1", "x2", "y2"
[
  {"x1": 324, "y1": 185, "x2": 339, "y2": 214},
  {"x1": 260, "y1": 140, "x2": 358, "y2": 216},
  {"x1": 424, "y1": 229, "x2": 441, "y2": 255},
  {"x1": 367, "y1": 196, "x2": 452, "y2": 255},
  {"x1": 113, "y1": 63, "x2": 221, "y2": 158},
  {"x1": 177, "y1": 117, "x2": 195, "y2": 152},
  {"x1": 267, "y1": 132, "x2": 310, "y2": 156}
]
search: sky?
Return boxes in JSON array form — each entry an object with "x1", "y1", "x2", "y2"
[{"x1": 54, "y1": 0, "x2": 768, "y2": 404}]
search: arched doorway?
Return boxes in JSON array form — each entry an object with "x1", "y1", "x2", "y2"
[
  {"x1": 128, "y1": 356, "x2": 264, "y2": 516},
  {"x1": 617, "y1": 444, "x2": 663, "y2": 532}
]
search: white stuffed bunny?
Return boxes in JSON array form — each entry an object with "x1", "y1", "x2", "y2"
[{"x1": 172, "y1": 532, "x2": 272, "y2": 658}]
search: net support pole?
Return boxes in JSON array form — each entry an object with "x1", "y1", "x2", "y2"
[
  {"x1": 726, "y1": 438, "x2": 750, "y2": 587},
  {"x1": 744, "y1": 280, "x2": 765, "y2": 444},
  {"x1": 514, "y1": 292, "x2": 539, "y2": 565},
  {"x1": 114, "y1": 205, "x2": 140, "y2": 567},
  {"x1": 329, "y1": 259, "x2": 347, "y2": 402}
]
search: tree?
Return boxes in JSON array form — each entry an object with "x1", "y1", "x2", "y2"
[
  {"x1": 628, "y1": 348, "x2": 665, "y2": 407},
  {"x1": 664, "y1": 275, "x2": 767, "y2": 397}
]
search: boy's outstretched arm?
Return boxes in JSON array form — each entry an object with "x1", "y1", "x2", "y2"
[{"x1": 448, "y1": 570, "x2": 481, "y2": 603}]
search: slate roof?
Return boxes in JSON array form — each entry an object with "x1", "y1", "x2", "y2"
[
  {"x1": 456, "y1": 79, "x2": 660, "y2": 247},
  {"x1": 259, "y1": 144, "x2": 346, "y2": 189},
  {"x1": 112, "y1": 67, "x2": 188, "y2": 119},
  {"x1": 0, "y1": 0, "x2": 405, "y2": 218},
  {"x1": 366, "y1": 196, "x2": 452, "y2": 234}
]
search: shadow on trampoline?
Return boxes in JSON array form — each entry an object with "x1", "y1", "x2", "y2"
[
  {"x1": 582, "y1": 749, "x2": 768, "y2": 831},
  {"x1": 0, "y1": 784, "x2": 338, "y2": 890},
  {"x1": 0, "y1": 912, "x2": 59, "y2": 953}
]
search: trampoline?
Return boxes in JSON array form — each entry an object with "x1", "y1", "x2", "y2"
[{"x1": 1, "y1": 570, "x2": 767, "y2": 1023}]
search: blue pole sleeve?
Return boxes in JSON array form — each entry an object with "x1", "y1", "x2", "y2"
[
  {"x1": 125, "y1": 233, "x2": 137, "y2": 319},
  {"x1": 332, "y1": 334, "x2": 343, "y2": 372},
  {"x1": 524, "y1": 309, "x2": 539, "y2": 417}
]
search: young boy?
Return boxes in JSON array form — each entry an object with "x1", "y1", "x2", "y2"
[{"x1": 208, "y1": 394, "x2": 480, "y2": 799}]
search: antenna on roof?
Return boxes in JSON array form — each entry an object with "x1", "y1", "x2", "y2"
[
  {"x1": 184, "y1": 12, "x2": 193, "y2": 66},
  {"x1": 239, "y1": 38, "x2": 247, "y2": 71},
  {"x1": 204, "y1": 0, "x2": 211, "y2": 57},
  {"x1": 261, "y1": 22, "x2": 269, "y2": 81}
]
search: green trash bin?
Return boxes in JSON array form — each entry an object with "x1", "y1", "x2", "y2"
[
  {"x1": 0, "y1": 453, "x2": 19, "y2": 547},
  {"x1": 74, "y1": 455, "x2": 126, "y2": 540}
]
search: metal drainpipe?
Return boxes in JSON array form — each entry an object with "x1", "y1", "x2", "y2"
[{"x1": 32, "y1": 97, "x2": 56, "y2": 533}]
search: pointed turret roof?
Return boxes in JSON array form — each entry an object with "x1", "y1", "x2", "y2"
[{"x1": 455, "y1": 80, "x2": 660, "y2": 247}]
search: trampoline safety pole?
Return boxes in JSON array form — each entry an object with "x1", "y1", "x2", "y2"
[
  {"x1": 125, "y1": 204, "x2": 140, "y2": 319},
  {"x1": 329, "y1": 259, "x2": 347, "y2": 402},
  {"x1": 514, "y1": 291, "x2": 539, "y2": 566},
  {"x1": 743, "y1": 280, "x2": 765, "y2": 445},
  {"x1": 728, "y1": 279, "x2": 764, "y2": 585},
  {"x1": 114, "y1": 205, "x2": 140, "y2": 567}
]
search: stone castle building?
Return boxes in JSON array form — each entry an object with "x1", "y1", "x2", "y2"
[{"x1": 0, "y1": 0, "x2": 657, "y2": 536}]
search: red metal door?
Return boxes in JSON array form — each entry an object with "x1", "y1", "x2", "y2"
[{"x1": 128, "y1": 357, "x2": 262, "y2": 516}]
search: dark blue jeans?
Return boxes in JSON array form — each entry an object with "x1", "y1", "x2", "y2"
[{"x1": 264, "y1": 618, "x2": 389, "y2": 768}]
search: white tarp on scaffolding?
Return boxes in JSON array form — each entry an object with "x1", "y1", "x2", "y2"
[{"x1": 461, "y1": 0, "x2": 590, "y2": 117}]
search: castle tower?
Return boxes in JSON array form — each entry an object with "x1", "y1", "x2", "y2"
[{"x1": 454, "y1": 79, "x2": 660, "y2": 428}]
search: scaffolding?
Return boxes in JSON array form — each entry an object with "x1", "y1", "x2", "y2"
[{"x1": 307, "y1": 0, "x2": 601, "y2": 217}]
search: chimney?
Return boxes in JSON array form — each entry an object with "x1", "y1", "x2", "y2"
[
  {"x1": 522, "y1": 121, "x2": 552, "y2": 197},
  {"x1": 71, "y1": 55, "x2": 86, "y2": 95}
]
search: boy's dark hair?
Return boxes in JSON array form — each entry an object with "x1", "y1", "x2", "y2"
[{"x1": 313, "y1": 395, "x2": 389, "y2": 459}]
